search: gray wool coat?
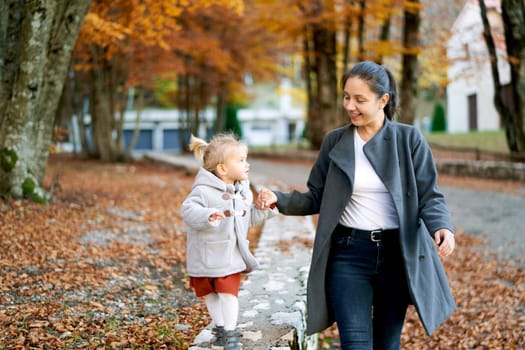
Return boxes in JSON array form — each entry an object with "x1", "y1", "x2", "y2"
[
  {"x1": 182, "y1": 168, "x2": 278, "y2": 278},
  {"x1": 275, "y1": 120, "x2": 456, "y2": 336}
]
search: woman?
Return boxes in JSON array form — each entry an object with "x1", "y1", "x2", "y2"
[{"x1": 257, "y1": 61, "x2": 456, "y2": 349}]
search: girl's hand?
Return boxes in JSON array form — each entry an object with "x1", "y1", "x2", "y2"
[
  {"x1": 209, "y1": 211, "x2": 226, "y2": 222},
  {"x1": 434, "y1": 229, "x2": 455, "y2": 257}
]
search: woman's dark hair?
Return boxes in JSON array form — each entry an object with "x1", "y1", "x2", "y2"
[{"x1": 342, "y1": 61, "x2": 398, "y2": 120}]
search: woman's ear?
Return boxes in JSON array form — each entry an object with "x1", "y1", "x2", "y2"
[{"x1": 380, "y1": 93, "x2": 390, "y2": 109}]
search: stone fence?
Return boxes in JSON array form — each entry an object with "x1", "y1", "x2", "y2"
[{"x1": 436, "y1": 160, "x2": 525, "y2": 181}]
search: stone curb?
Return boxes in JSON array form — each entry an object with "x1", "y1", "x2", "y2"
[
  {"x1": 142, "y1": 153, "x2": 318, "y2": 350},
  {"x1": 436, "y1": 159, "x2": 525, "y2": 181},
  {"x1": 249, "y1": 150, "x2": 525, "y2": 182},
  {"x1": 189, "y1": 214, "x2": 317, "y2": 350}
]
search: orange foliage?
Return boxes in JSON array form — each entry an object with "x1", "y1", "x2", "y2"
[{"x1": 73, "y1": 0, "x2": 296, "y2": 105}]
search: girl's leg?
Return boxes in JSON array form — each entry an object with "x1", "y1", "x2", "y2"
[
  {"x1": 218, "y1": 292, "x2": 239, "y2": 331},
  {"x1": 204, "y1": 293, "x2": 224, "y2": 327},
  {"x1": 218, "y1": 293, "x2": 241, "y2": 350}
]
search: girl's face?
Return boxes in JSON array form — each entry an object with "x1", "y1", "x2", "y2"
[
  {"x1": 216, "y1": 146, "x2": 249, "y2": 184},
  {"x1": 342, "y1": 76, "x2": 389, "y2": 130}
]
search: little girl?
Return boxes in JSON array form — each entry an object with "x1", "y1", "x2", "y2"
[{"x1": 181, "y1": 134, "x2": 278, "y2": 350}]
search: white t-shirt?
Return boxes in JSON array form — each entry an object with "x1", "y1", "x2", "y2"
[{"x1": 339, "y1": 128, "x2": 399, "y2": 230}]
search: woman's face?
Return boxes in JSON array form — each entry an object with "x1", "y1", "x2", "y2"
[{"x1": 342, "y1": 76, "x2": 389, "y2": 129}]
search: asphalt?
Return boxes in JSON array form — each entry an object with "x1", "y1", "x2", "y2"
[
  {"x1": 144, "y1": 152, "x2": 525, "y2": 267},
  {"x1": 248, "y1": 158, "x2": 525, "y2": 268},
  {"x1": 143, "y1": 151, "x2": 524, "y2": 349},
  {"x1": 249, "y1": 158, "x2": 525, "y2": 267}
]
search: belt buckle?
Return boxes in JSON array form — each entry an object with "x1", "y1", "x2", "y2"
[{"x1": 370, "y1": 230, "x2": 382, "y2": 242}]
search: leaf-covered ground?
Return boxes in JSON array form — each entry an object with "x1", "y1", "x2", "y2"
[
  {"x1": 0, "y1": 154, "x2": 524, "y2": 349},
  {"x1": 0, "y1": 155, "x2": 209, "y2": 349}
]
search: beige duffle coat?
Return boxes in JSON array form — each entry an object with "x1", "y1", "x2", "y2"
[{"x1": 182, "y1": 168, "x2": 278, "y2": 278}]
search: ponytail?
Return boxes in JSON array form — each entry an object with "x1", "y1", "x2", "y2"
[
  {"x1": 383, "y1": 67, "x2": 398, "y2": 120},
  {"x1": 189, "y1": 134, "x2": 208, "y2": 161},
  {"x1": 188, "y1": 133, "x2": 246, "y2": 173}
]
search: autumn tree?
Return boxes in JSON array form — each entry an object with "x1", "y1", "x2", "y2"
[
  {"x1": 167, "y1": 2, "x2": 293, "y2": 139},
  {"x1": 418, "y1": 0, "x2": 464, "y2": 93},
  {"x1": 479, "y1": 0, "x2": 525, "y2": 154},
  {"x1": 300, "y1": 0, "x2": 340, "y2": 148},
  {"x1": 71, "y1": 0, "x2": 189, "y2": 161},
  {"x1": 398, "y1": 0, "x2": 421, "y2": 125},
  {"x1": 0, "y1": 0, "x2": 91, "y2": 200},
  {"x1": 297, "y1": 0, "x2": 426, "y2": 147},
  {"x1": 68, "y1": 0, "x2": 291, "y2": 157}
]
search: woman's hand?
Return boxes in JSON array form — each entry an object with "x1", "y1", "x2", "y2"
[
  {"x1": 434, "y1": 229, "x2": 455, "y2": 257},
  {"x1": 256, "y1": 188, "x2": 277, "y2": 209}
]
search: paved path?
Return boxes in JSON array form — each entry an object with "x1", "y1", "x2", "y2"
[
  {"x1": 249, "y1": 158, "x2": 525, "y2": 267},
  {"x1": 144, "y1": 152, "x2": 524, "y2": 349},
  {"x1": 146, "y1": 153, "x2": 525, "y2": 267}
]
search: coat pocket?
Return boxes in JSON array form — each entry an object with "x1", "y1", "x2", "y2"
[{"x1": 203, "y1": 240, "x2": 232, "y2": 268}]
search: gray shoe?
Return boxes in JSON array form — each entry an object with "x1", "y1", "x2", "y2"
[
  {"x1": 224, "y1": 329, "x2": 241, "y2": 350},
  {"x1": 211, "y1": 326, "x2": 226, "y2": 349}
]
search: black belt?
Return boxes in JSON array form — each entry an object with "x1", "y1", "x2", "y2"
[{"x1": 334, "y1": 224, "x2": 399, "y2": 242}]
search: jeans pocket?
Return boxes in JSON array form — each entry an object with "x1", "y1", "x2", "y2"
[{"x1": 332, "y1": 235, "x2": 353, "y2": 248}]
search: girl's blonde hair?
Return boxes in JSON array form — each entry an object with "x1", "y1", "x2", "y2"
[{"x1": 189, "y1": 133, "x2": 247, "y2": 173}]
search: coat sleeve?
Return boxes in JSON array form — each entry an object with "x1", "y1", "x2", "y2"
[
  {"x1": 274, "y1": 130, "x2": 337, "y2": 215},
  {"x1": 244, "y1": 180, "x2": 279, "y2": 225},
  {"x1": 411, "y1": 130, "x2": 454, "y2": 236},
  {"x1": 181, "y1": 187, "x2": 220, "y2": 230},
  {"x1": 250, "y1": 205, "x2": 279, "y2": 226}
]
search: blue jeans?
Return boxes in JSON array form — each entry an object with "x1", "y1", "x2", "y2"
[{"x1": 326, "y1": 228, "x2": 410, "y2": 350}]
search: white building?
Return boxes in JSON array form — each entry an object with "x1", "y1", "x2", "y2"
[
  {"x1": 66, "y1": 74, "x2": 306, "y2": 154},
  {"x1": 446, "y1": 0, "x2": 510, "y2": 132},
  {"x1": 71, "y1": 79, "x2": 306, "y2": 153},
  {"x1": 238, "y1": 78, "x2": 305, "y2": 146}
]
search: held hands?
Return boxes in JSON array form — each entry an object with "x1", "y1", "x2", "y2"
[
  {"x1": 434, "y1": 228, "x2": 455, "y2": 257},
  {"x1": 256, "y1": 187, "x2": 277, "y2": 209}
]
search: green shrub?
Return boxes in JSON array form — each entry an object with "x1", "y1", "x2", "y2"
[
  {"x1": 430, "y1": 102, "x2": 447, "y2": 132},
  {"x1": 224, "y1": 102, "x2": 243, "y2": 138}
]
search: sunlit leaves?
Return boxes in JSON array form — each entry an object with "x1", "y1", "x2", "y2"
[{"x1": 0, "y1": 156, "x2": 207, "y2": 348}]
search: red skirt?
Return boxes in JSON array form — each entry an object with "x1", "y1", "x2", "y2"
[{"x1": 190, "y1": 273, "x2": 242, "y2": 297}]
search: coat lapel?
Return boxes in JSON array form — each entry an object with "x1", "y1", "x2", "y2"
[
  {"x1": 364, "y1": 121, "x2": 403, "y2": 205},
  {"x1": 328, "y1": 126, "x2": 355, "y2": 184}
]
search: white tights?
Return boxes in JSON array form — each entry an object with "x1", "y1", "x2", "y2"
[{"x1": 204, "y1": 292, "x2": 239, "y2": 331}]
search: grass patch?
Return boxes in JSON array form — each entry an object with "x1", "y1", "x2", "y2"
[{"x1": 424, "y1": 130, "x2": 508, "y2": 153}]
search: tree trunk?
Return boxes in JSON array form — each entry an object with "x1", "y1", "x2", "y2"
[
  {"x1": 0, "y1": 0, "x2": 91, "y2": 200},
  {"x1": 399, "y1": 1, "x2": 421, "y2": 124},
  {"x1": 501, "y1": 0, "x2": 525, "y2": 153},
  {"x1": 357, "y1": 0, "x2": 365, "y2": 59},
  {"x1": 376, "y1": 14, "x2": 391, "y2": 64},
  {"x1": 304, "y1": 0, "x2": 339, "y2": 149},
  {"x1": 0, "y1": 0, "x2": 10, "y2": 122},
  {"x1": 88, "y1": 48, "x2": 131, "y2": 162},
  {"x1": 215, "y1": 89, "x2": 227, "y2": 133},
  {"x1": 125, "y1": 88, "x2": 143, "y2": 159},
  {"x1": 302, "y1": 24, "x2": 314, "y2": 138},
  {"x1": 479, "y1": 0, "x2": 525, "y2": 153},
  {"x1": 342, "y1": 0, "x2": 354, "y2": 70}
]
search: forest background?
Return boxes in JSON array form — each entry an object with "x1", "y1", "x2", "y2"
[{"x1": 1, "y1": 0, "x2": 524, "y2": 202}]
